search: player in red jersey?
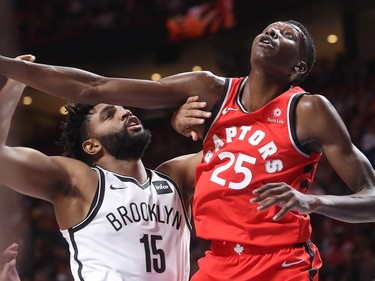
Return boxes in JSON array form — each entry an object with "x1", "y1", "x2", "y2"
[{"x1": 0, "y1": 20, "x2": 375, "y2": 280}]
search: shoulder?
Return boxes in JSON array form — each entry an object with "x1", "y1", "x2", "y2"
[
  {"x1": 161, "y1": 70, "x2": 225, "y2": 86},
  {"x1": 188, "y1": 70, "x2": 225, "y2": 82},
  {"x1": 295, "y1": 93, "x2": 349, "y2": 147},
  {"x1": 297, "y1": 93, "x2": 332, "y2": 113},
  {"x1": 51, "y1": 156, "x2": 98, "y2": 196},
  {"x1": 296, "y1": 93, "x2": 339, "y2": 127},
  {"x1": 156, "y1": 152, "x2": 202, "y2": 192},
  {"x1": 159, "y1": 71, "x2": 226, "y2": 108},
  {"x1": 192, "y1": 71, "x2": 227, "y2": 108},
  {"x1": 51, "y1": 157, "x2": 99, "y2": 229},
  {"x1": 51, "y1": 156, "x2": 96, "y2": 176},
  {"x1": 182, "y1": 71, "x2": 226, "y2": 92}
]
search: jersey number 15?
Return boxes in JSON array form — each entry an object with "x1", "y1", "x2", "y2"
[{"x1": 140, "y1": 234, "x2": 166, "y2": 273}]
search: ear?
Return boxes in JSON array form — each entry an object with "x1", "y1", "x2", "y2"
[
  {"x1": 291, "y1": 61, "x2": 307, "y2": 83},
  {"x1": 82, "y1": 138, "x2": 102, "y2": 156}
]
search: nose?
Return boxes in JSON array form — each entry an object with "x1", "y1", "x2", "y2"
[
  {"x1": 120, "y1": 108, "x2": 132, "y2": 121},
  {"x1": 265, "y1": 28, "x2": 278, "y2": 39}
]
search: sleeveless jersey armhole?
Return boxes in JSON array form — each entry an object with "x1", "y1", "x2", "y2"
[
  {"x1": 153, "y1": 169, "x2": 193, "y2": 231},
  {"x1": 202, "y1": 78, "x2": 231, "y2": 140},
  {"x1": 70, "y1": 166, "x2": 105, "y2": 232},
  {"x1": 289, "y1": 93, "x2": 315, "y2": 157}
]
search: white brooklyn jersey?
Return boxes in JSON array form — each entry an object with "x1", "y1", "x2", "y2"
[{"x1": 61, "y1": 166, "x2": 192, "y2": 281}]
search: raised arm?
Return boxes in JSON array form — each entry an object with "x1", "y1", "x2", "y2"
[
  {"x1": 0, "y1": 56, "x2": 91, "y2": 205},
  {"x1": 0, "y1": 55, "x2": 224, "y2": 110},
  {"x1": 252, "y1": 94, "x2": 375, "y2": 223}
]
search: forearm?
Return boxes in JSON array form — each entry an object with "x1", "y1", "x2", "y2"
[
  {"x1": 0, "y1": 56, "x2": 223, "y2": 109},
  {"x1": 0, "y1": 56, "x2": 104, "y2": 104},
  {"x1": 313, "y1": 188, "x2": 375, "y2": 223},
  {"x1": 0, "y1": 56, "x2": 201, "y2": 108},
  {"x1": 0, "y1": 79, "x2": 26, "y2": 146}
]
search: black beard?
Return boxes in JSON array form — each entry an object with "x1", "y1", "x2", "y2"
[{"x1": 98, "y1": 128, "x2": 151, "y2": 160}]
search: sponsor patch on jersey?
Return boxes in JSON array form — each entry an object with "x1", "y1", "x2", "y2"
[
  {"x1": 152, "y1": 181, "x2": 173, "y2": 194},
  {"x1": 266, "y1": 106, "x2": 285, "y2": 124}
]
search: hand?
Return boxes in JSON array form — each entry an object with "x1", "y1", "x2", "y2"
[
  {"x1": 0, "y1": 244, "x2": 18, "y2": 265},
  {"x1": 0, "y1": 243, "x2": 20, "y2": 281},
  {"x1": 15, "y1": 54, "x2": 35, "y2": 62},
  {"x1": 172, "y1": 96, "x2": 211, "y2": 141},
  {"x1": 250, "y1": 183, "x2": 318, "y2": 221},
  {"x1": 0, "y1": 260, "x2": 20, "y2": 281},
  {"x1": 2, "y1": 55, "x2": 35, "y2": 88}
]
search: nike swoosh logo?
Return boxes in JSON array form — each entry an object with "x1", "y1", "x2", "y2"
[
  {"x1": 222, "y1": 107, "x2": 238, "y2": 115},
  {"x1": 109, "y1": 184, "x2": 128, "y2": 190},
  {"x1": 281, "y1": 259, "x2": 304, "y2": 268}
]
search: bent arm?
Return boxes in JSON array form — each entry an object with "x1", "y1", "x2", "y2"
[
  {"x1": 0, "y1": 67, "x2": 79, "y2": 203},
  {"x1": 0, "y1": 55, "x2": 224, "y2": 109},
  {"x1": 298, "y1": 95, "x2": 375, "y2": 222}
]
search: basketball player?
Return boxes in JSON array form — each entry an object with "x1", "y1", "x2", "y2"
[
  {"x1": 0, "y1": 243, "x2": 20, "y2": 281},
  {"x1": 0, "y1": 62, "x2": 200, "y2": 280},
  {"x1": 1, "y1": 20, "x2": 375, "y2": 280}
]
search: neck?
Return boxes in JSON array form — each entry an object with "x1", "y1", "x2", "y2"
[
  {"x1": 243, "y1": 71, "x2": 291, "y2": 112},
  {"x1": 96, "y1": 157, "x2": 148, "y2": 184}
]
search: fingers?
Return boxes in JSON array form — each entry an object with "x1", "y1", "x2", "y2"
[
  {"x1": 172, "y1": 95, "x2": 211, "y2": 139},
  {"x1": 185, "y1": 96, "x2": 200, "y2": 103},
  {"x1": 0, "y1": 259, "x2": 20, "y2": 281},
  {"x1": 250, "y1": 183, "x2": 294, "y2": 220},
  {"x1": 15, "y1": 54, "x2": 35, "y2": 62},
  {"x1": 190, "y1": 131, "x2": 199, "y2": 141},
  {"x1": 183, "y1": 96, "x2": 212, "y2": 119},
  {"x1": 182, "y1": 117, "x2": 205, "y2": 126},
  {"x1": 0, "y1": 244, "x2": 18, "y2": 264},
  {"x1": 251, "y1": 183, "x2": 289, "y2": 204},
  {"x1": 273, "y1": 200, "x2": 296, "y2": 221}
]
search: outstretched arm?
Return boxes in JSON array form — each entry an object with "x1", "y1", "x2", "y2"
[{"x1": 0, "y1": 55, "x2": 224, "y2": 109}]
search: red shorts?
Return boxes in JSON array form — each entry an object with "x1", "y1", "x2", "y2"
[{"x1": 191, "y1": 240, "x2": 322, "y2": 281}]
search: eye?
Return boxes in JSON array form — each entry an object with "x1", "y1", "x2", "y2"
[
  {"x1": 104, "y1": 113, "x2": 113, "y2": 120},
  {"x1": 284, "y1": 31, "x2": 295, "y2": 40}
]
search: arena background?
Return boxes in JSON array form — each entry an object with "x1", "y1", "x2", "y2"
[{"x1": 0, "y1": 0, "x2": 375, "y2": 280}]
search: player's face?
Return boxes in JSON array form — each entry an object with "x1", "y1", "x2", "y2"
[
  {"x1": 89, "y1": 104, "x2": 151, "y2": 160},
  {"x1": 90, "y1": 104, "x2": 143, "y2": 135},
  {"x1": 250, "y1": 21, "x2": 306, "y2": 78}
]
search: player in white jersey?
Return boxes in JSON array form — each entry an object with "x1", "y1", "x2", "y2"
[
  {"x1": 62, "y1": 166, "x2": 191, "y2": 280},
  {"x1": 0, "y1": 56, "x2": 200, "y2": 280}
]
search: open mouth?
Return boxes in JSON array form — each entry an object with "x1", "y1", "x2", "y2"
[
  {"x1": 126, "y1": 116, "x2": 141, "y2": 128},
  {"x1": 258, "y1": 35, "x2": 274, "y2": 48}
]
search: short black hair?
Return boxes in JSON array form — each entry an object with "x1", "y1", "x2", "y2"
[
  {"x1": 59, "y1": 103, "x2": 94, "y2": 164},
  {"x1": 285, "y1": 20, "x2": 316, "y2": 84}
]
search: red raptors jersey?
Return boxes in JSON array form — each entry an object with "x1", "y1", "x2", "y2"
[{"x1": 194, "y1": 77, "x2": 322, "y2": 247}]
